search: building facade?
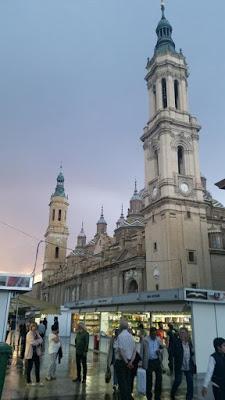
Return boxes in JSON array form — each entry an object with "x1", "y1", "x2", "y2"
[{"x1": 41, "y1": 4, "x2": 225, "y2": 305}]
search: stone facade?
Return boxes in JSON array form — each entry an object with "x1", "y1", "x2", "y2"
[{"x1": 40, "y1": 5, "x2": 225, "y2": 305}]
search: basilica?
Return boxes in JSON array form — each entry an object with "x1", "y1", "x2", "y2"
[{"x1": 41, "y1": 4, "x2": 225, "y2": 305}]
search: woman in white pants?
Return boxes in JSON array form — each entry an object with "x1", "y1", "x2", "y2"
[{"x1": 46, "y1": 325, "x2": 61, "y2": 381}]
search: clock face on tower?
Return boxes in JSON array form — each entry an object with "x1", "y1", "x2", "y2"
[{"x1": 180, "y1": 182, "x2": 189, "y2": 194}]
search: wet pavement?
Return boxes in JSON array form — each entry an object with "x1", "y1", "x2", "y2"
[{"x1": 2, "y1": 339, "x2": 214, "y2": 399}]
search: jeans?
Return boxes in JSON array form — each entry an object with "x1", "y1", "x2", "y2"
[
  {"x1": 146, "y1": 358, "x2": 162, "y2": 400},
  {"x1": 76, "y1": 352, "x2": 87, "y2": 380},
  {"x1": 213, "y1": 385, "x2": 225, "y2": 400},
  {"x1": 115, "y1": 359, "x2": 132, "y2": 400},
  {"x1": 112, "y1": 364, "x2": 118, "y2": 386},
  {"x1": 171, "y1": 370, "x2": 193, "y2": 400},
  {"x1": 26, "y1": 353, "x2": 40, "y2": 383},
  {"x1": 48, "y1": 352, "x2": 58, "y2": 378}
]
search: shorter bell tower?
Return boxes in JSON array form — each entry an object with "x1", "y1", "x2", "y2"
[{"x1": 42, "y1": 167, "x2": 69, "y2": 280}]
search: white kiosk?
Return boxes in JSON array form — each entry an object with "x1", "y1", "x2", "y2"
[{"x1": 0, "y1": 274, "x2": 33, "y2": 341}]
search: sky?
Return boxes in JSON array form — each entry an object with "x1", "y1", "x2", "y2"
[{"x1": 0, "y1": 0, "x2": 225, "y2": 278}]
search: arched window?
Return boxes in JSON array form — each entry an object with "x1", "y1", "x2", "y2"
[
  {"x1": 58, "y1": 209, "x2": 62, "y2": 221},
  {"x1": 154, "y1": 150, "x2": 159, "y2": 176},
  {"x1": 55, "y1": 246, "x2": 59, "y2": 259},
  {"x1": 177, "y1": 146, "x2": 185, "y2": 175},
  {"x1": 153, "y1": 85, "x2": 157, "y2": 113},
  {"x1": 174, "y1": 80, "x2": 179, "y2": 109},
  {"x1": 161, "y1": 78, "x2": 167, "y2": 108},
  {"x1": 128, "y1": 279, "x2": 138, "y2": 293},
  {"x1": 52, "y1": 209, "x2": 55, "y2": 221}
]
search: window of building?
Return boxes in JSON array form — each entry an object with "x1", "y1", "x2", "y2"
[
  {"x1": 208, "y1": 232, "x2": 223, "y2": 249},
  {"x1": 187, "y1": 211, "x2": 191, "y2": 219},
  {"x1": 128, "y1": 279, "x2": 138, "y2": 293},
  {"x1": 156, "y1": 284, "x2": 159, "y2": 291},
  {"x1": 174, "y1": 80, "x2": 179, "y2": 109},
  {"x1": 153, "y1": 242, "x2": 157, "y2": 251},
  {"x1": 177, "y1": 146, "x2": 185, "y2": 175},
  {"x1": 187, "y1": 250, "x2": 196, "y2": 263},
  {"x1": 58, "y1": 209, "x2": 62, "y2": 221},
  {"x1": 161, "y1": 78, "x2": 167, "y2": 108},
  {"x1": 65, "y1": 211, "x2": 67, "y2": 220},
  {"x1": 152, "y1": 214, "x2": 155, "y2": 223},
  {"x1": 52, "y1": 209, "x2": 55, "y2": 221},
  {"x1": 191, "y1": 283, "x2": 197, "y2": 288},
  {"x1": 154, "y1": 150, "x2": 159, "y2": 176},
  {"x1": 153, "y1": 85, "x2": 157, "y2": 113},
  {"x1": 55, "y1": 246, "x2": 59, "y2": 259}
]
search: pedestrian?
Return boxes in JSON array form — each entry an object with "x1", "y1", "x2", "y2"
[
  {"x1": 156, "y1": 322, "x2": 165, "y2": 342},
  {"x1": 202, "y1": 337, "x2": 225, "y2": 400},
  {"x1": 141, "y1": 326, "x2": 163, "y2": 400},
  {"x1": 166, "y1": 323, "x2": 177, "y2": 375},
  {"x1": 19, "y1": 323, "x2": 27, "y2": 359},
  {"x1": 25, "y1": 322, "x2": 43, "y2": 386},
  {"x1": 45, "y1": 325, "x2": 61, "y2": 381},
  {"x1": 38, "y1": 320, "x2": 46, "y2": 339},
  {"x1": 106, "y1": 328, "x2": 119, "y2": 391},
  {"x1": 53, "y1": 316, "x2": 59, "y2": 331},
  {"x1": 43, "y1": 317, "x2": 48, "y2": 330},
  {"x1": 114, "y1": 319, "x2": 136, "y2": 400},
  {"x1": 73, "y1": 322, "x2": 89, "y2": 383},
  {"x1": 170, "y1": 327, "x2": 196, "y2": 400}
]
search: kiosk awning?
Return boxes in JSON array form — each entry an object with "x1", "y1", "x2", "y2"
[{"x1": 11, "y1": 294, "x2": 60, "y2": 315}]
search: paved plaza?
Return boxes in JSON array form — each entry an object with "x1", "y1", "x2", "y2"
[{"x1": 2, "y1": 339, "x2": 213, "y2": 400}]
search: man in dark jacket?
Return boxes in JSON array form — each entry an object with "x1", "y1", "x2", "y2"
[
  {"x1": 202, "y1": 337, "x2": 225, "y2": 400},
  {"x1": 73, "y1": 323, "x2": 89, "y2": 383},
  {"x1": 170, "y1": 327, "x2": 195, "y2": 400}
]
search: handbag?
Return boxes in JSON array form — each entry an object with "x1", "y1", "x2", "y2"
[
  {"x1": 105, "y1": 365, "x2": 111, "y2": 383},
  {"x1": 137, "y1": 367, "x2": 146, "y2": 395}
]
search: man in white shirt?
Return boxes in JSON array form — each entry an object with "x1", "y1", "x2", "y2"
[
  {"x1": 141, "y1": 327, "x2": 163, "y2": 400},
  {"x1": 202, "y1": 337, "x2": 225, "y2": 400},
  {"x1": 115, "y1": 320, "x2": 136, "y2": 400},
  {"x1": 46, "y1": 325, "x2": 61, "y2": 381}
]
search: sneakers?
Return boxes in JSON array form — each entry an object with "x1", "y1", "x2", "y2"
[
  {"x1": 45, "y1": 377, "x2": 52, "y2": 381},
  {"x1": 38, "y1": 382, "x2": 44, "y2": 387}
]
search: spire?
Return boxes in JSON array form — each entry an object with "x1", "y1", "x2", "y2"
[
  {"x1": 97, "y1": 206, "x2": 107, "y2": 234},
  {"x1": 131, "y1": 180, "x2": 141, "y2": 201},
  {"x1": 78, "y1": 221, "x2": 86, "y2": 237},
  {"x1": 53, "y1": 165, "x2": 65, "y2": 197},
  {"x1": 76, "y1": 221, "x2": 86, "y2": 247},
  {"x1": 97, "y1": 206, "x2": 107, "y2": 225},
  {"x1": 116, "y1": 204, "x2": 125, "y2": 228},
  {"x1": 154, "y1": 1, "x2": 176, "y2": 55}
]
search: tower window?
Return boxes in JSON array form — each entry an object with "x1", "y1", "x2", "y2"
[
  {"x1": 65, "y1": 211, "x2": 67, "y2": 220},
  {"x1": 55, "y1": 247, "x2": 59, "y2": 259},
  {"x1": 153, "y1": 85, "x2": 157, "y2": 113},
  {"x1": 174, "y1": 80, "x2": 179, "y2": 109},
  {"x1": 154, "y1": 150, "x2": 159, "y2": 176},
  {"x1": 58, "y1": 209, "x2": 62, "y2": 221},
  {"x1": 52, "y1": 209, "x2": 55, "y2": 221},
  {"x1": 187, "y1": 211, "x2": 191, "y2": 219},
  {"x1": 161, "y1": 78, "x2": 167, "y2": 108},
  {"x1": 156, "y1": 284, "x2": 159, "y2": 291},
  {"x1": 153, "y1": 242, "x2": 157, "y2": 251},
  {"x1": 187, "y1": 250, "x2": 196, "y2": 264},
  {"x1": 177, "y1": 146, "x2": 185, "y2": 175}
]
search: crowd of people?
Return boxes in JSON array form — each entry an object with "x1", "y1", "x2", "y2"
[
  {"x1": 4, "y1": 316, "x2": 225, "y2": 399},
  {"x1": 105, "y1": 320, "x2": 225, "y2": 400}
]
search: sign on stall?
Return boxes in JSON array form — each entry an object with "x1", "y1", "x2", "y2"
[
  {"x1": 0, "y1": 274, "x2": 33, "y2": 292},
  {"x1": 184, "y1": 288, "x2": 225, "y2": 303}
]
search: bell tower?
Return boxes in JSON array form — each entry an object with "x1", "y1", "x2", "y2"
[
  {"x1": 42, "y1": 167, "x2": 69, "y2": 280},
  {"x1": 141, "y1": 3, "x2": 212, "y2": 290}
]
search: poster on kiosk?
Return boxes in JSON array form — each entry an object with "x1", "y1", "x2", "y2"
[{"x1": 0, "y1": 273, "x2": 33, "y2": 342}]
